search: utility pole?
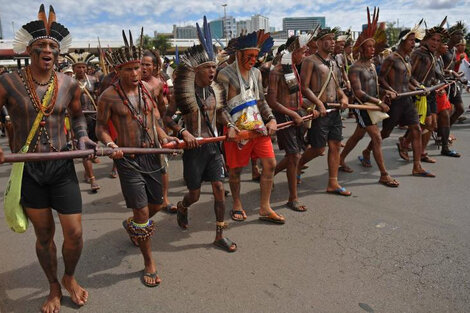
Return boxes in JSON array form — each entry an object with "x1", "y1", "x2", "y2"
[{"x1": 222, "y1": 3, "x2": 227, "y2": 45}]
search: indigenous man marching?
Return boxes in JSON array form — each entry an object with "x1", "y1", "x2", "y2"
[
  {"x1": 141, "y1": 49, "x2": 177, "y2": 213},
  {"x1": 65, "y1": 50, "x2": 101, "y2": 191},
  {"x1": 362, "y1": 27, "x2": 435, "y2": 177},
  {"x1": 0, "y1": 5, "x2": 92, "y2": 312},
  {"x1": 269, "y1": 34, "x2": 319, "y2": 211},
  {"x1": 298, "y1": 27, "x2": 351, "y2": 196},
  {"x1": 96, "y1": 29, "x2": 178, "y2": 287},
  {"x1": 409, "y1": 18, "x2": 452, "y2": 161},
  {"x1": 443, "y1": 21, "x2": 467, "y2": 126},
  {"x1": 164, "y1": 17, "x2": 237, "y2": 252},
  {"x1": 435, "y1": 37, "x2": 462, "y2": 157},
  {"x1": 216, "y1": 30, "x2": 285, "y2": 224},
  {"x1": 339, "y1": 7, "x2": 399, "y2": 187}
]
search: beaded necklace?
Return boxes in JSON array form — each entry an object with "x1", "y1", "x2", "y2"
[
  {"x1": 32, "y1": 71, "x2": 54, "y2": 86},
  {"x1": 18, "y1": 66, "x2": 59, "y2": 152},
  {"x1": 21, "y1": 66, "x2": 58, "y2": 116}
]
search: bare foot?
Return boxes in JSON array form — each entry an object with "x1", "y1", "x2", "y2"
[
  {"x1": 61, "y1": 275, "x2": 88, "y2": 306},
  {"x1": 41, "y1": 282, "x2": 62, "y2": 313}
]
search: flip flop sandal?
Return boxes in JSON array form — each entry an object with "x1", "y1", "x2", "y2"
[
  {"x1": 141, "y1": 271, "x2": 160, "y2": 287},
  {"x1": 213, "y1": 237, "x2": 237, "y2": 253},
  {"x1": 441, "y1": 150, "x2": 461, "y2": 158},
  {"x1": 358, "y1": 156, "x2": 372, "y2": 168},
  {"x1": 339, "y1": 165, "x2": 354, "y2": 173},
  {"x1": 412, "y1": 170, "x2": 436, "y2": 178},
  {"x1": 326, "y1": 187, "x2": 352, "y2": 196},
  {"x1": 286, "y1": 201, "x2": 307, "y2": 212},
  {"x1": 259, "y1": 212, "x2": 286, "y2": 224},
  {"x1": 90, "y1": 182, "x2": 100, "y2": 192},
  {"x1": 230, "y1": 210, "x2": 246, "y2": 222},
  {"x1": 165, "y1": 203, "x2": 177, "y2": 214},
  {"x1": 379, "y1": 178, "x2": 399, "y2": 188},
  {"x1": 90, "y1": 177, "x2": 100, "y2": 192},
  {"x1": 396, "y1": 143, "x2": 409, "y2": 161},
  {"x1": 176, "y1": 201, "x2": 188, "y2": 230},
  {"x1": 420, "y1": 155, "x2": 437, "y2": 163}
]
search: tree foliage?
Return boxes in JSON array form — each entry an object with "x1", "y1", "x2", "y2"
[
  {"x1": 141, "y1": 34, "x2": 171, "y2": 55},
  {"x1": 385, "y1": 21, "x2": 402, "y2": 47}
]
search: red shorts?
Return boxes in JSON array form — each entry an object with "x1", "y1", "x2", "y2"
[
  {"x1": 224, "y1": 135, "x2": 274, "y2": 169},
  {"x1": 436, "y1": 92, "x2": 451, "y2": 113}
]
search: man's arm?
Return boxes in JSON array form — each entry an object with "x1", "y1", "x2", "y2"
[
  {"x1": 95, "y1": 90, "x2": 114, "y2": 146},
  {"x1": 68, "y1": 82, "x2": 95, "y2": 150},
  {"x1": 163, "y1": 92, "x2": 198, "y2": 148},
  {"x1": 255, "y1": 69, "x2": 274, "y2": 122},
  {"x1": 0, "y1": 77, "x2": 6, "y2": 162},
  {"x1": 349, "y1": 68, "x2": 388, "y2": 112},
  {"x1": 153, "y1": 104, "x2": 178, "y2": 146},
  {"x1": 378, "y1": 57, "x2": 397, "y2": 95},
  {"x1": 214, "y1": 72, "x2": 233, "y2": 126}
]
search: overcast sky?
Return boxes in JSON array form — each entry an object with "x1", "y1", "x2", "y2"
[{"x1": 0, "y1": 0, "x2": 469, "y2": 40}]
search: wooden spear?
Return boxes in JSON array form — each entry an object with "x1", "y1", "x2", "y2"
[
  {"x1": 396, "y1": 82, "x2": 446, "y2": 98},
  {"x1": 1, "y1": 147, "x2": 182, "y2": 164}
]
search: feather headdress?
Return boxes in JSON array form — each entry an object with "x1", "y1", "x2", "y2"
[
  {"x1": 313, "y1": 27, "x2": 340, "y2": 41},
  {"x1": 423, "y1": 17, "x2": 449, "y2": 41},
  {"x1": 179, "y1": 16, "x2": 217, "y2": 69},
  {"x1": 174, "y1": 16, "x2": 225, "y2": 115},
  {"x1": 233, "y1": 30, "x2": 274, "y2": 57},
  {"x1": 287, "y1": 26, "x2": 319, "y2": 53},
  {"x1": 105, "y1": 28, "x2": 144, "y2": 69},
  {"x1": 373, "y1": 22, "x2": 388, "y2": 55},
  {"x1": 13, "y1": 4, "x2": 71, "y2": 54},
  {"x1": 353, "y1": 7, "x2": 380, "y2": 54},
  {"x1": 64, "y1": 49, "x2": 95, "y2": 66},
  {"x1": 337, "y1": 29, "x2": 352, "y2": 42},
  {"x1": 398, "y1": 19, "x2": 425, "y2": 46},
  {"x1": 448, "y1": 21, "x2": 467, "y2": 36}
]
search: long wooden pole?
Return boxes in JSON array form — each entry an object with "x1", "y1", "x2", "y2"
[
  {"x1": 326, "y1": 103, "x2": 382, "y2": 111},
  {"x1": 396, "y1": 82, "x2": 446, "y2": 98},
  {"x1": 1, "y1": 147, "x2": 182, "y2": 164},
  {"x1": 162, "y1": 111, "x2": 331, "y2": 149}
]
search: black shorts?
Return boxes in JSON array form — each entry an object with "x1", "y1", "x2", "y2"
[
  {"x1": 448, "y1": 84, "x2": 462, "y2": 105},
  {"x1": 183, "y1": 143, "x2": 224, "y2": 190},
  {"x1": 86, "y1": 119, "x2": 98, "y2": 142},
  {"x1": 382, "y1": 97, "x2": 419, "y2": 130},
  {"x1": 426, "y1": 91, "x2": 437, "y2": 115},
  {"x1": 274, "y1": 112, "x2": 304, "y2": 154},
  {"x1": 354, "y1": 108, "x2": 374, "y2": 128},
  {"x1": 307, "y1": 110, "x2": 343, "y2": 148},
  {"x1": 115, "y1": 154, "x2": 163, "y2": 209},
  {"x1": 21, "y1": 159, "x2": 82, "y2": 214}
]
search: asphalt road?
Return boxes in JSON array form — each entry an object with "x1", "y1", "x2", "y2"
[{"x1": 1, "y1": 94, "x2": 469, "y2": 313}]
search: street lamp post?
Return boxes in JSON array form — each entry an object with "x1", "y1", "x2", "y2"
[{"x1": 222, "y1": 3, "x2": 227, "y2": 45}]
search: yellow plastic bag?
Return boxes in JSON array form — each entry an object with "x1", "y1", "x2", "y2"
[
  {"x1": 3, "y1": 162, "x2": 28, "y2": 233},
  {"x1": 415, "y1": 95, "x2": 427, "y2": 125}
]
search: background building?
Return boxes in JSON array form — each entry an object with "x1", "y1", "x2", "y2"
[
  {"x1": 282, "y1": 17, "x2": 326, "y2": 34},
  {"x1": 209, "y1": 19, "x2": 224, "y2": 40},
  {"x1": 236, "y1": 20, "x2": 252, "y2": 35},
  {"x1": 223, "y1": 16, "x2": 237, "y2": 39},
  {"x1": 172, "y1": 25, "x2": 197, "y2": 39},
  {"x1": 251, "y1": 14, "x2": 269, "y2": 32}
]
